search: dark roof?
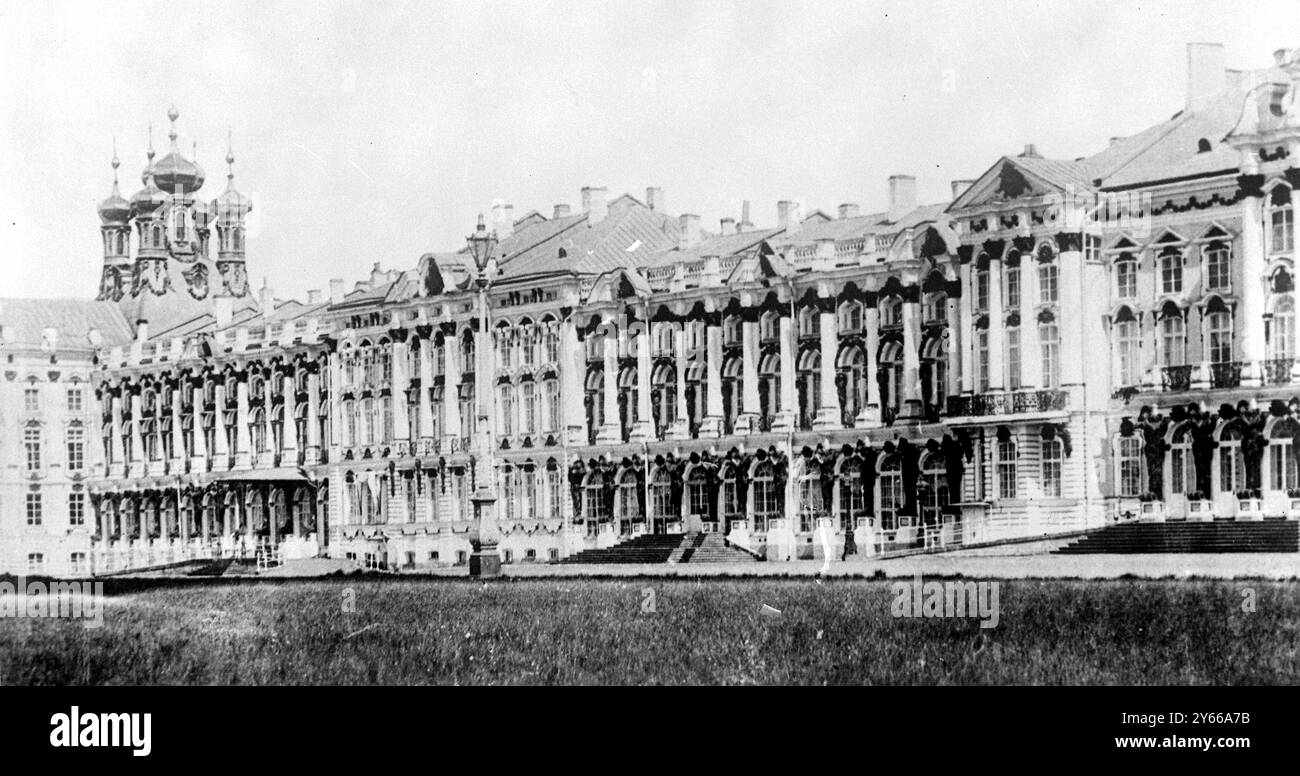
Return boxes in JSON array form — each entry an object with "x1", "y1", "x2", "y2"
[{"x1": 0, "y1": 298, "x2": 133, "y2": 349}]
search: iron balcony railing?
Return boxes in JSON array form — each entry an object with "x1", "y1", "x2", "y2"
[{"x1": 946, "y1": 389, "x2": 1069, "y2": 417}]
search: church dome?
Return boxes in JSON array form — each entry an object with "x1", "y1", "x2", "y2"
[
  {"x1": 151, "y1": 107, "x2": 205, "y2": 194},
  {"x1": 97, "y1": 154, "x2": 130, "y2": 225},
  {"x1": 211, "y1": 148, "x2": 252, "y2": 222},
  {"x1": 130, "y1": 173, "x2": 172, "y2": 218}
]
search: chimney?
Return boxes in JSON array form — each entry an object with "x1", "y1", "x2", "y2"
[
  {"x1": 492, "y1": 202, "x2": 515, "y2": 237},
  {"x1": 259, "y1": 280, "x2": 274, "y2": 317},
  {"x1": 329, "y1": 278, "x2": 345, "y2": 304},
  {"x1": 307, "y1": 289, "x2": 323, "y2": 304},
  {"x1": 678, "y1": 214, "x2": 701, "y2": 250},
  {"x1": 1020, "y1": 144, "x2": 1040, "y2": 158},
  {"x1": 135, "y1": 320, "x2": 148, "y2": 342},
  {"x1": 739, "y1": 200, "x2": 753, "y2": 232},
  {"x1": 720, "y1": 217, "x2": 736, "y2": 236},
  {"x1": 370, "y1": 262, "x2": 386, "y2": 288},
  {"x1": 777, "y1": 200, "x2": 802, "y2": 233},
  {"x1": 553, "y1": 203, "x2": 571, "y2": 219},
  {"x1": 646, "y1": 187, "x2": 665, "y2": 212},
  {"x1": 1186, "y1": 42, "x2": 1226, "y2": 111},
  {"x1": 838, "y1": 203, "x2": 860, "y2": 219},
  {"x1": 214, "y1": 296, "x2": 233, "y2": 329},
  {"x1": 581, "y1": 186, "x2": 608, "y2": 224},
  {"x1": 950, "y1": 180, "x2": 975, "y2": 200},
  {"x1": 887, "y1": 175, "x2": 917, "y2": 222}
]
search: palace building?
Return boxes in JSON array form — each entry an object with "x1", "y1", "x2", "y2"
[{"x1": 3, "y1": 42, "x2": 1300, "y2": 576}]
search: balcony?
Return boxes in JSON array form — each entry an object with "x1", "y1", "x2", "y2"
[
  {"x1": 1263, "y1": 358, "x2": 1296, "y2": 386},
  {"x1": 1160, "y1": 365, "x2": 1194, "y2": 393},
  {"x1": 946, "y1": 389, "x2": 1069, "y2": 417},
  {"x1": 1209, "y1": 361, "x2": 1243, "y2": 389}
]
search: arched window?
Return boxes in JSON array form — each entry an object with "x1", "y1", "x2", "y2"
[
  {"x1": 1117, "y1": 435, "x2": 1144, "y2": 497},
  {"x1": 686, "y1": 467, "x2": 711, "y2": 524},
  {"x1": 617, "y1": 468, "x2": 640, "y2": 532},
  {"x1": 650, "y1": 467, "x2": 673, "y2": 528},
  {"x1": 975, "y1": 264, "x2": 990, "y2": 311},
  {"x1": 249, "y1": 407, "x2": 266, "y2": 453},
  {"x1": 796, "y1": 458, "x2": 822, "y2": 532},
  {"x1": 879, "y1": 342, "x2": 904, "y2": 420},
  {"x1": 923, "y1": 292, "x2": 947, "y2": 324},
  {"x1": 721, "y1": 356, "x2": 743, "y2": 434},
  {"x1": 760, "y1": 311, "x2": 780, "y2": 342},
  {"x1": 838, "y1": 301, "x2": 862, "y2": 332},
  {"x1": 838, "y1": 346, "x2": 866, "y2": 424},
  {"x1": 721, "y1": 463, "x2": 742, "y2": 530},
  {"x1": 758, "y1": 353, "x2": 781, "y2": 428},
  {"x1": 798, "y1": 306, "x2": 820, "y2": 338},
  {"x1": 751, "y1": 460, "x2": 778, "y2": 531},
  {"x1": 1268, "y1": 417, "x2": 1300, "y2": 494},
  {"x1": 1004, "y1": 262, "x2": 1021, "y2": 309},
  {"x1": 1269, "y1": 184, "x2": 1293, "y2": 256},
  {"x1": 723, "y1": 315, "x2": 742, "y2": 346},
  {"x1": 1040, "y1": 321, "x2": 1060, "y2": 389},
  {"x1": 796, "y1": 349, "x2": 821, "y2": 429},
  {"x1": 1218, "y1": 425, "x2": 1244, "y2": 496},
  {"x1": 618, "y1": 366, "x2": 638, "y2": 439},
  {"x1": 838, "y1": 457, "x2": 864, "y2": 531},
  {"x1": 544, "y1": 322, "x2": 559, "y2": 363},
  {"x1": 877, "y1": 454, "x2": 903, "y2": 531},
  {"x1": 920, "y1": 453, "x2": 949, "y2": 524},
  {"x1": 585, "y1": 370, "x2": 604, "y2": 440},
  {"x1": 584, "y1": 469, "x2": 608, "y2": 526},
  {"x1": 879, "y1": 297, "x2": 902, "y2": 327},
  {"x1": 1159, "y1": 312, "x2": 1186, "y2": 366},
  {"x1": 651, "y1": 364, "x2": 676, "y2": 435}
]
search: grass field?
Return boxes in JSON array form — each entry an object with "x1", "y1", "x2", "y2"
[{"x1": 2, "y1": 577, "x2": 1297, "y2": 684}]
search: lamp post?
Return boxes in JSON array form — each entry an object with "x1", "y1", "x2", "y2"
[{"x1": 467, "y1": 214, "x2": 502, "y2": 578}]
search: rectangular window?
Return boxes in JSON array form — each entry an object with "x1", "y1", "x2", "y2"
[
  {"x1": 1160, "y1": 251, "x2": 1182, "y2": 294},
  {"x1": 1006, "y1": 328, "x2": 1021, "y2": 390},
  {"x1": 1205, "y1": 246, "x2": 1231, "y2": 291},
  {"x1": 996, "y1": 441, "x2": 1017, "y2": 499},
  {"x1": 1085, "y1": 235, "x2": 1102, "y2": 264},
  {"x1": 1041, "y1": 440, "x2": 1062, "y2": 498},
  {"x1": 24, "y1": 387, "x2": 40, "y2": 413},
  {"x1": 544, "y1": 379, "x2": 560, "y2": 432},
  {"x1": 975, "y1": 270, "x2": 989, "y2": 311},
  {"x1": 1040, "y1": 324, "x2": 1060, "y2": 389},
  {"x1": 1119, "y1": 437, "x2": 1143, "y2": 497},
  {"x1": 1115, "y1": 260, "x2": 1136, "y2": 299},
  {"x1": 1038, "y1": 263, "x2": 1058, "y2": 304},
  {"x1": 66, "y1": 427, "x2": 84, "y2": 471},
  {"x1": 69, "y1": 492, "x2": 85, "y2": 526},
  {"x1": 976, "y1": 329, "x2": 990, "y2": 393},
  {"x1": 521, "y1": 382, "x2": 536, "y2": 435},
  {"x1": 1271, "y1": 441, "x2": 1298, "y2": 492},
  {"x1": 66, "y1": 387, "x2": 83, "y2": 413},
  {"x1": 1207, "y1": 313, "x2": 1233, "y2": 363},
  {"x1": 70, "y1": 552, "x2": 87, "y2": 575},
  {"x1": 1005, "y1": 266, "x2": 1021, "y2": 309},
  {"x1": 24, "y1": 428, "x2": 42, "y2": 471},
  {"x1": 1272, "y1": 207, "x2": 1294, "y2": 255},
  {"x1": 28, "y1": 553, "x2": 44, "y2": 574},
  {"x1": 26, "y1": 490, "x2": 42, "y2": 525}
]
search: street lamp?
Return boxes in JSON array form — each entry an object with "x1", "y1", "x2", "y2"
[{"x1": 467, "y1": 214, "x2": 502, "y2": 578}]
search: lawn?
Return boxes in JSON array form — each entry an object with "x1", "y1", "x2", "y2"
[{"x1": 1, "y1": 577, "x2": 1297, "y2": 684}]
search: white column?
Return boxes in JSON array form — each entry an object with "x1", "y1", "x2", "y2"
[
  {"x1": 899, "y1": 295, "x2": 923, "y2": 420},
  {"x1": 1021, "y1": 257, "x2": 1041, "y2": 389},
  {"x1": 774, "y1": 314, "x2": 796, "y2": 431},
  {"x1": 282, "y1": 373, "x2": 298, "y2": 459},
  {"x1": 945, "y1": 286, "x2": 962, "y2": 400},
  {"x1": 560, "y1": 318, "x2": 585, "y2": 445},
  {"x1": 814, "y1": 308, "x2": 841, "y2": 428},
  {"x1": 1240, "y1": 190, "x2": 1267, "y2": 386},
  {"x1": 959, "y1": 262, "x2": 974, "y2": 393},
  {"x1": 443, "y1": 330, "x2": 463, "y2": 448},
  {"x1": 860, "y1": 304, "x2": 881, "y2": 427},
  {"x1": 669, "y1": 323, "x2": 691, "y2": 439},
  {"x1": 1059, "y1": 237, "x2": 1086, "y2": 396},
  {"x1": 632, "y1": 322, "x2": 653, "y2": 441},
  {"x1": 328, "y1": 358, "x2": 343, "y2": 457},
  {"x1": 987, "y1": 256, "x2": 1006, "y2": 391},
  {"x1": 392, "y1": 340, "x2": 410, "y2": 448},
  {"x1": 110, "y1": 391, "x2": 125, "y2": 476},
  {"x1": 305, "y1": 371, "x2": 321, "y2": 464},
  {"x1": 212, "y1": 383, "x2": 230, "y2": 467},
  {"x1": 701, "y1": 321, "x2": 724, "y2": 437},
  {"x1": 739, "y1": 317, "x2": 760, "y2": 430},
  {"x1": 235, "y1": 379, "x2": 251, "y2": 468},
  {"x1": 597, "y1": 322, "x2": 621, "y2": 443},
  {"x1": 128, "y1": 390, "x2": 143, "y2": 477},
  {"x1": 417, "y1": 337, "x2": 434, "y2": 449},
  {"x1": 190, "y1": 384, "x2": 207, "y2": 466},
  {"x1": 170, "y1": 386, "x2": 184, "y2": 470}
]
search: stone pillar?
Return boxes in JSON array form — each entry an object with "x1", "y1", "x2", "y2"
[
  {"x1": 212, "y1": 383, "x2": 230, "y2": 467},
  {"x1": 814, "y1": 308, "x2": 841, "y2": 428},
  {"x1": 860, "y1": 303, "x2": 881, "y2": 427},
  {"x1": 417, "y1": 337, "x2": 434, "y2": 450},
  {"x1": 128, "y1": 390, "x2": 143, "y2": 476},
  {"x1": 391, "y1": 340, "x2": 410, "y2": 447},
  {"x1": 1239, "y1": 187, "x2": 1267, "y2": 386},
  {"x1": 987, "y1": 255, "x2": 1006, "y2": 391},
  {"x1": 110, "y1": 391, "x2": 125, "y2": 476},
  {"x1": 561, "y1": 318, "x2": 585, "y2": 445},
  {"x1": 774, "y1": 314, "x2": 796, "y2": 431},
  {"x1": 262, "y1": 382, "x2": 274, "y2": 462},
  {"x1": 443, "y1": 331, "x2": 463, "y2": 448},
  {"x1": 899, "y1": 293, "x2": 923, "y2": 420},
  {"x1": 670, "y1": 323, "x2": 691, "y2": 439},
  {"x1": 701, "y1": 321, "x2": 724, "y2": 437},
  {"x1": 959, "y1": 262, "x2": 975, "y2": 393},
  {"x1": 945, "y1": 286, "x2": 962, "y2": 400},
  {"x1": 632, "y1": 322, "x2": 653, "y2": 440},
  {"x1": 597, "y1": 322, "x2": 621, "y2": 443},
  {"x1": 739, "y1": 317, "x2": 760, "y2": 430},
  {"x1": 191, "y1": 384, "x2": 207, "y2": 468},
  {"x1": 304, "y1": 371, "x2": 321, "y2": 464},
  {"x1": 282, "y1": 374, "x2": 298, "y2": 459},
  {"x1": 1058, "y1": 235, "x2": 1086, "y2": 396},
  {"x1": 170, "y1": 386, "x2": 184, "y2": 470},
  {"x1": 328, "y1": 358, "x2": 344, "y2": 456},
  {"x1": 1021, "y1": 257, "x2": 1041, "y2": 389},
  {"x1": 235, "y1": 380, "x2": 251, "y2": 468}
]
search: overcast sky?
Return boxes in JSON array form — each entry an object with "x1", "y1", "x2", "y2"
[{"x1": 1, "y1": 0, "x2": 1296, "y2": 301}]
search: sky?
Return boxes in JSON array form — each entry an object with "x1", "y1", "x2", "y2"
[{"x1": 1, "y1": 0, "x2": 1296, "y2": 301}]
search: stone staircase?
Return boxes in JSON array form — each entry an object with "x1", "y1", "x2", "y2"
[
  {"x1": 559, "y1": 532, "x2": 761, "y2": 564},
  {"x1": 1054, "y1": 520, "x2": 1299, "y2": 554}
]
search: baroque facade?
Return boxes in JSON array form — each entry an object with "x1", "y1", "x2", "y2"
[{"x1": 4, "y1": 42, "x2": 1300, "y2": 576}]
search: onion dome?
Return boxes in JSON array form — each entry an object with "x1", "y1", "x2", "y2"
[
  {"x1": 130, "y1": 170, "x2": 172, "y2": 218},
  {"x1": 97, "y1": 150, "x2": 131, "y2": 225},
  {"x1": 211, "y1": 141, "x2": 252, "y2": 222},
  {"x1": 151, "y1": 106, "x2": 206, "y2": 195}
]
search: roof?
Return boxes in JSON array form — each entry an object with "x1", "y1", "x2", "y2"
[
  {"x1": 0, "y1": 297, "x2": 133, "y2": 349},
  {"x1": 495, "y1": 202, "x2": 684, "y2": 279}
]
